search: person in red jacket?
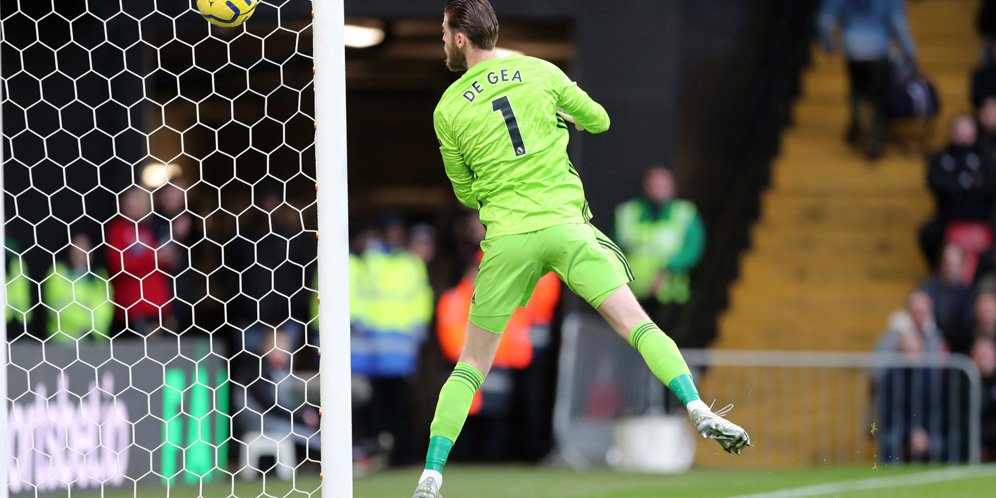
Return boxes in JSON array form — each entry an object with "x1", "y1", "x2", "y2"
[{"x1": 106, "y1": 187, "x2": 175, "y2": 336}]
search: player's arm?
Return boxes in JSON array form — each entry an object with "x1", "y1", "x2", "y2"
[
  {"x1": 434, "y1": 109, "x2": 478, "y2": 209},
  {"x1": 553, "y1": 67, "x2": 610, "y2": 134}
]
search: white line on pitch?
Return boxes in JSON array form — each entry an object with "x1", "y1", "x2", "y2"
[{"x1": 725, "y1": 466, "x2": 996, "y2": 498}]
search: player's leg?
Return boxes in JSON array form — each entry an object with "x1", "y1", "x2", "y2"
[
  {"x1": 545, "y1": 223, "x2": 750, "y2": 454},
  {"x1": 596, "y1": 285, "x2": 696, "y2": 397},
  {"x1": 415, "y1": 233, "x2": 542, "y2": 498},
  {"x1": 595, "y1": 285, "x2": 749, "y2": 453},
  {"x1": 415, "y1": 322, "x2": 502, "y2": 498}
]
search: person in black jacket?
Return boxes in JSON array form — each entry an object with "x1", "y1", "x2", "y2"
[
  {"x1": 919, "y1": 115, "x2": 996, "y2": 269},
  {"x1": 971, "y1": 52, "x2": 996, "y2": 110},
  {"x1": 970, "y1": 336, "x2": 996, "y2": 461},
  {"x1": 235, "y1": 325, "x2": 320, "y2": 454}
]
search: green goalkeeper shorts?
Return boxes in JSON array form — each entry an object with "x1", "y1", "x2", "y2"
[{"x1": 470, "y1": 223, "x2": 634, "y2": 333}]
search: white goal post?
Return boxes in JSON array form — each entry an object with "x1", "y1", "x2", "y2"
[
  {"x1": 1, "y1": 42, "x2": 10, "y2": 497},
  {"x1": 313, "y1": 0, "x2": 354, "y2": 496}
]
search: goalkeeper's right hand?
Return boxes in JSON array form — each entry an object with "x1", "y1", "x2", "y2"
[{"x1": 557, "y1": 109, "x2": 586, "y2": 132}]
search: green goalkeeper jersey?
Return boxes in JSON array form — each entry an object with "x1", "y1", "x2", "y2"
[{"x1": 433, "y1": 55, "x2": 610, "y2": 238}]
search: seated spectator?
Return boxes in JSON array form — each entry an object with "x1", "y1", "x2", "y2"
[
  {"x1": 977, "y1": 98, "x2": 996, "y2": 161},
  {"x1": 875, "y1": 290, "x2": 944, "y2": 360},
  {"x1": 921, "y1": 244, "x2": 975, "y2": 354},
  {"x1": 42, "y1": 233, "x2": 113, "y2": 343},
  {"x1": 974, "y1": 291, "x2": 996, "y2": 342},
  {"x1": 970, "y1": 337, "x2": 996, "y2": 461},
  {"x1": 979, "y1": 0, "x2": 996, "y2": 60},
  {"x1": 106, "y1": 187, "x2": 174, "y2": 336},
  {"x1": 235, "y1": 324, "x2": 320, "y2": 453},
  {"x1": 874, "y1": 294, "x2": 947, "y2": 464},
  {"x1": 919, "y1": 116, "x2": 996, "y2": 269}
]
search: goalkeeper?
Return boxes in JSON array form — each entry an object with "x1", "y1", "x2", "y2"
[{"x1": 415, "y1": 1, "x2": 750, "y2": 496}]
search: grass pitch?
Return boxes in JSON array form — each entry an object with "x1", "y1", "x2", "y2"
[
  {"x1": 57, "y1": 464, "x2": 996, "y2": 497},
  {"x1": 355, "y1": 465, "x2": 995, "y2": 498}
]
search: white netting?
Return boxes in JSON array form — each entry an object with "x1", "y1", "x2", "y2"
[{"x1": 2, "y1": 1, "x2": 321, "y2": 495}]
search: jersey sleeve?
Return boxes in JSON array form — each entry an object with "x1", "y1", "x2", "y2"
[
  {"x1": 433, "y1": 106, "x2": 478, "y2": 209},
  {"x1": 549, "y1": 64, "x2": 610, "y2": 134}
]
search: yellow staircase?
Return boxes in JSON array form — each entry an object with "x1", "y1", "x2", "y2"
[
  {"x1": 697, "y1": 0, "x2": 978, "y2": 467},
  {"x1": 718, "y1": 0, "x2": 977, "y2": 352}
]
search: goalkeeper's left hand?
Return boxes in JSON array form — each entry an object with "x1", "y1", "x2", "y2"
[{"x1": 557, "y1": 109, "x2": 585, "y2": 132}]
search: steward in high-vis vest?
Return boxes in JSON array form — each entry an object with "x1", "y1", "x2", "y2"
[
  {"x1": 42, "y1": 235, "x2": 113, "y2": 342},
  {"x1": 615, "y1": 167, "x2": 704, "y2": 309},
  {"x1": 5, "y1": 237, "x2": 32, "y2": 335},
  {"x1": 363, "y1": 219, "x2": 434, "y2": 465},
  {"x1": 363, "y1": 243, "x2": 434, "y2": 377}
]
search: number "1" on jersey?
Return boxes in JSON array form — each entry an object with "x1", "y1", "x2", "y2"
[{"x1": 492, "y1": 96, "x2": 526, "y2": 157}]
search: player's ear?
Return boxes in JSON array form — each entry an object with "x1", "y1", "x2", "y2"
[{"x1": 455, "y1": 32, "x2": 467, "y2": 49}]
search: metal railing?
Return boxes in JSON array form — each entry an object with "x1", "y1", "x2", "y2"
[{"x1": 553, "y1": 313, "x2": 982, "y2": 469}]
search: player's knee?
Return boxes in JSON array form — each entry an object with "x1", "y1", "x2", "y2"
[{"x1": 455, "y1": 355, "x2": 492, "y2": 379}]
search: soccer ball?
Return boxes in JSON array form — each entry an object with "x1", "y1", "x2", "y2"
[{"x1": 197, "y1": 0, "x2": 258, "y2": 28}]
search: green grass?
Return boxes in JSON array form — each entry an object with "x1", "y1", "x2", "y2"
[
  {"x1": 46, "y1": 464, "x2": 996, "y2": 497},
  {"x1": 353, "y1": 465, "x2": 996, "y2": 498}
]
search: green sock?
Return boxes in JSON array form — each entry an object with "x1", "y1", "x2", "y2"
[
  {"x1": 628, "y1": 320, "x2": 700, "y2": 405},
  {"x1": 425, "y1": 362, "x2": 484, "y2": 472}
]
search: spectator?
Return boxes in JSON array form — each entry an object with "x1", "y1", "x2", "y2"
[
  {"x1": 874, "y1": 290, "x2": 944, "y2": 362},
  {"x1": 976, "y1": 98, "x2": 996, "y2": 160},
  {"x1": 152, "y1": 179, "x2": 195, "y2": 333},
  {"x1": 331, "y1": 225, "x2": 383, "y2": 469},
  {"x1": 452, "y1": 210, "x2": 487, "y2": 273},
  {"x1": 106, "y1": 186, "x2": 174, "y2": 336},
  {"x1": 615, "y1": 166, "x2": 704, "y2": 346},
  {"x1": 974, "y1": 291, "x2": 996, "y2": 342},
  {"x1": 225, "y1": 183, "x2": 315, "y2": 335},
  {"x1": 921, "y1": 244, "x2": 975, "y2": 354},
  {"x1": 876, "y1": 330, "x2": 946, "y2": 463},
  {"x1": 818, "y1": 0, "x2": 918, "y2": 159},
  {"x1": 5, "y1": 237, "x2": 32, "y2": 340},
  {"x1": 361, "y1": 215, "x2": 433, "y2": 465},
  {"x1": 409, "y1": 223, "x2": 448, "y2": 297},
  {"x1": 874, "y1": 292, "x2": 946, "y2": 463},
  {"x1": 979, "y1": 0, "x2": 996, "y2": 58},
  {"x1": 409, "y1": 224, "x2": 437, "y2": 265},
  {"x1": 340, "y1": 225, "x2": 375, "y2": 372},
  {"x1": 42, "y1": 234, "x2": 113, "y2": 343},
  {"x1": 918, "y1": 116, "x2": 995, "y2": 269},
  {"x1": 235, "y1": 325, "x2": 320, "y2": 457},
  {"x1": 970, "y1": 336, "x2": 996, "y2": 461},
  {"x1": 971, "y1": 42, "x2": 996, "y2": 109}
]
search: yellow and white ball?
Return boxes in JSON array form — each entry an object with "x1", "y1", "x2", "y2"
[{"x1": 196, "y1": 0, "x2": 258, "y2": 28}]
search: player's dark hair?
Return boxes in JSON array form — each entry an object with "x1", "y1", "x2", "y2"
[{"x1": 445, "y1": 0, "x2": 499, "y2": 50}]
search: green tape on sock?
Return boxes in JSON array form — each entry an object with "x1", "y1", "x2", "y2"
[
  {"x1": 425, "y1": 436, "x2": 454, "y2": 472},
  {"x1": 667, "y1": 373, "x2": 701, "y2": 405}
]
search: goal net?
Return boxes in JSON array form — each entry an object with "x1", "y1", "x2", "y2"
[{"x1": 1, "y1": 1, "x2": 332, "y2": 495}]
